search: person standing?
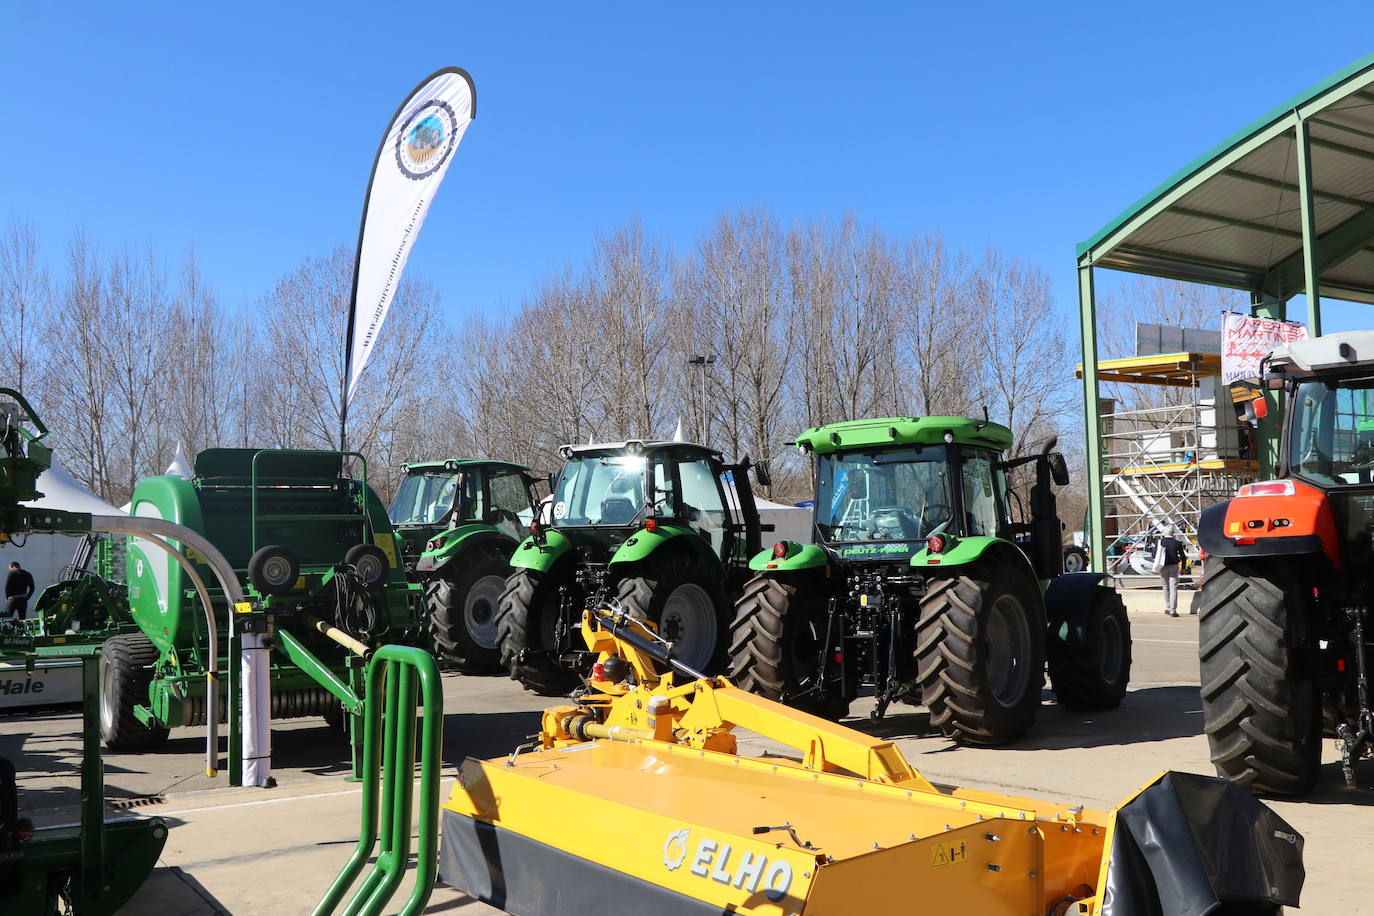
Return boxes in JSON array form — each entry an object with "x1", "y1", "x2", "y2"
[
  {"x1": 6, "y1": 561, "x2": 36, "y2": 620},
  {"x1": 1153, "y1": 527, "x2": 1184, "y2": 617}
]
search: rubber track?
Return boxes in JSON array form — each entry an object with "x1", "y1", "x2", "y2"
[
  {"x1": 1198, "y1": 559, "x2": 1317, "y2": 795},
  {"x1": 494, "y1": 568, "x2": 578, "y2": 696}
]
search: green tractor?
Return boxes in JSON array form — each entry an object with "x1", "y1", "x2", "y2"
[
  {"x1": 388, "y1": 459, "x2": 542, "y2": 672},
  {"x1": 497, "y1": 439, "x2": 767, "y2": 694},
  {"x1": 102, "y1": 448, "x2": 418, "y2": 751},
  {"x1": 729, "y1": 417, "x2": 1132, "y2": 744}
]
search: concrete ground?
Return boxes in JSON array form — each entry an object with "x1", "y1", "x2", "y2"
[{"x1": 1, "y1": 586, "x2": 1370, "y2": 913}]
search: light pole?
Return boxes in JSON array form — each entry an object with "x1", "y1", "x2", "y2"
[{"x1": 687, "y1": 355, "x2": 715, "y2": 443}]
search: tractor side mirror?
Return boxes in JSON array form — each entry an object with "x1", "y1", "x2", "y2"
[
  {"x1": 753, "y1": 461, "x2": 772, "y2": 488},
  {"x1": 1046, "y1": 452, "x2": 1070, "y2": 487}
]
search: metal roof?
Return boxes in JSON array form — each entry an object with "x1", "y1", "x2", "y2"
[{"x1": 1077, "y1": 52, "x2": 1374, "y2": 304}]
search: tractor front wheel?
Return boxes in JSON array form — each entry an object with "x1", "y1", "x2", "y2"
[
  {"x1": 728, "y1": 575, "x2": 849, "y2": 719},
  {"x1": 99, "y1": 633, "x2": 169, "y2": 751},
  {"x1": 916, "y1": 560, "x2": 1045, "y2": 745},
  {"x1": 427, "y1": 545, "x2": 509, "y2": 674},
  {"x1": 1199, "y1": 558, "x2": 1320, "y2": 795},
  {"x1": 495, "y1": 568, "x2": 579, "y2": 696},
  {"x1": 616, "y1": 553, "x2": 728, "y2": 674},
  {"x1": 1047, "y1": 585, "x2": 1132, "y2": 711}
]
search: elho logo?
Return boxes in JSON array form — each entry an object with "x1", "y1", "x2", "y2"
[
  {"x1": 395, "y1": 100, "x2": 458, "y2": 180},
  {"x1": 662, "y1": 829, "x2": 794, "y2": 902}
]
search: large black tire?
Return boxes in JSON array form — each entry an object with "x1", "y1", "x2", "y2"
[
  {"x1": 1062, "y1": 545, "x2": 1089, "y2": 574},
  {"x1": 495, "y1": 568, "x2": 580, "y2": 696},
  {"x1": 616, "y1": 552, "x2": 729, "y2": 675},
  {"x1": 427, "y1": 545, "x2": 509, "y2": 674},
  {"x1": 728, "y1": 575, "x2": 849, "y2": 719},
  {"x1": 99, "y1": 633, "x2": 169, "y2": 751},
  {"x1": 1048, "y1": 585, "x2": 1132, "y2": 711},
  {"x1": 1199, "y1": 558, "x2": 1320, "y2": 795},
  {"x1": 916, "y1": 559, "x2": 1046, "y2": 745}
]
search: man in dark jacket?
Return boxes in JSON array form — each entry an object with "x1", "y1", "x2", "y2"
[{"x1": 5, "y1": 561, "x2": 35, "y2": 620}]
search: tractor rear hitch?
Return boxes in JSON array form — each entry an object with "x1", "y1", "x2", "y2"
[{"x1": 1338, "y1": 605, "x2": 1373, "y2": 788}]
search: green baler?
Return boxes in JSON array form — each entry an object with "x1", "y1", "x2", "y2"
[{"x1": 104, "y1": 448, "x2": 420, "y2": 753}]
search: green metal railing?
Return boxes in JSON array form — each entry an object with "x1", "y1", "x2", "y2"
[{"x1": 313, "y1": 646, "x2": 443, "y2": 916}]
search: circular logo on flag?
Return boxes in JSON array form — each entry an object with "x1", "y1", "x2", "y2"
[{"x1": 395, "y1": 100, "x2": 459, "y2": 180}]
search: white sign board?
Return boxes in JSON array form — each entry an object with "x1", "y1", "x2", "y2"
[
  {"x1": 1221, "y1": 313, "x2": 1308, "y2": 384},
  {"x1": 0, "y1": 659, "x2": 83, "y2": 709}
]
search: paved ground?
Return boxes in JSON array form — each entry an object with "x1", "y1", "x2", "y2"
[{"x1": 2, "y1": 585, "x2": 1370, "y2": 913}]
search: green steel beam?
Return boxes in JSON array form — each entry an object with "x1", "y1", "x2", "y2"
[
  {"x1": 1224, "y1": 167, "x2": 1374, "y2": 214},
  {"x1": 1309, "y1": 133, "x2": 1374, "y2": 165},
  {"x1": 1260, "y1": 203, "x2": 1374, "y2": 302},
  {"x1": 1077, "y1": 266, "x2": 1107, "y2": 572},
  {"x1": 1295, "y1": 119, "x2": 1324, "y2": 336},
  {"x1": 1251, "y1": 293, "x2": 1287, "y2": 479},
  {"x1": 1169, "y1": 205, "x2": 1302, "y2": 239},
  {"x1": 1096, "y1": 244, "x2": 1265, "y2": 290}
]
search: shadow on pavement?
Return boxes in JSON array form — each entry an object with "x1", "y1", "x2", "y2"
[
  {"x1": 840, "y1": 685, "x2": 1206, "y2": 751},
  {"x1": 443, "y1": 709, "x2": 542, "y2": 762}
]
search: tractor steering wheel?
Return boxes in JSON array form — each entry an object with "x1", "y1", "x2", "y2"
[
  {"x1": 920, "y1": 504, "x2": 952, "y2": 537},
  {"x1": 869, "y1": 505, "x2": 922, "y2": 539}
]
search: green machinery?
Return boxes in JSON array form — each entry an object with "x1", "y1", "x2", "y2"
[
  {"x1": 729, "y1": 417, "x2": 1133, "y2": 743},
  {"x1": 497, "y1": 439, "x2": 768, "y2": 694},
  {"x1": 0, "y1": 387, "x2": 167, "y2": 914},
  {"x1": 388, "y1": 459, "x2": 542, "y2": 672},
  {"x1": 105, "y1": 447, "x2": 421, "y2": 778}
]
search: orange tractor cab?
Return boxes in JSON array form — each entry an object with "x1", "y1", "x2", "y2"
[{"x1": 1198, "y1": 330, "x2": 1374, "y2": 792}]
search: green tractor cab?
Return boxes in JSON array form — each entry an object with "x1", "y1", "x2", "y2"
[
  {"x1": 388, "y1": 459, "x2": 542, "y2": 672},
  {"x1": 106, "y1": 448, "x2": 418, "y2": 751},
  {"x1": 730, "y1": 416, "x2": 1131, "y2": 744},
  {"x1": 498, "y1": 439, "x2": 766, "y2": 695}
]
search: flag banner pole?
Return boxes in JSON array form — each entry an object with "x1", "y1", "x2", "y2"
[{"x1": 339, "y1": 66, "x2": 477, "y2": 450}]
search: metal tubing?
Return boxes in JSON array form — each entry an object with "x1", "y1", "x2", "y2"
[
  {"x1": 126, "y1": 529, "x2": 222, "y2": 776},
  {"x1": 88, "y1": 515, "x2": 242, "y2": 779},
  {"x1": 274, "y1": 627, "x2": 363, "y2": 712},
  {"x1": 314, "y1": 646, "x2": 443, "y2": 916}
]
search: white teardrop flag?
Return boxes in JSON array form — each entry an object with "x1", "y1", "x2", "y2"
[{"x1": 341, "y1": 68, "x2": 476, "y2": 435}]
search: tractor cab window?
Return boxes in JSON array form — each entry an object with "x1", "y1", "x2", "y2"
[
  {"x1": 551, "y1": 455, "x2": 649, "y2": 526},
  {"x1": 962, "y1": 448, "x2": 1007, "y2": 537},
  {"x1": 1290, "y1": 379, "x2": 1374, "y2": 486},
  {"x1": 815, "y1": 447, "x2": 954, "y2": 547},
  {"x1": 388, "y1": 471, "x2": 459, "y2": 526},
  {"x1": 676, "y1": 457, "x2": 729, "y2": 554},
  {"x1": 487, "y1": 469, "x2": 532, "y2": 538}
]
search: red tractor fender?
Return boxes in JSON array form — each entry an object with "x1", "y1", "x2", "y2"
[{"x1": 1196, "y1": 479, "x2": 1340, "y2": 569}]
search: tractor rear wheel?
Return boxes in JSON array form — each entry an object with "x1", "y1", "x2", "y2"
[
  {"x1": 728, "y1": 575, "x2": 849, "y2": 719},
  {"x1": 427, "y1": 545, "x2": 509, "y2": 674},
  {"x1": 495, "y1": 568, "x2": 579, "y2": 696},
  {"x1": 1047, "y1": 585, "x2": 1132, "y2": 711},
  {"x1": 99, "y1": 633, "x2": 169, "y2": 751},
  {"x1": 916, "y1": 559, "x2": 1045, "y2": 745},
  {"x1": 1199, "y1": 558, "x2": 1320, "y2": 795},
  {"x1": 616, "y1": 553, "x2": 728, "y2": 674}
]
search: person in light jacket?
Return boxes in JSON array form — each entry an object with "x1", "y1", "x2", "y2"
[{"x1": 1153, "y1": 526, "x2": 1185, "y2": 617}]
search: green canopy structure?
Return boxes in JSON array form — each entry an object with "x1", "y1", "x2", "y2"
[{"x1": 1077, "y1": 51, "x2": 1374, "y2": 567}]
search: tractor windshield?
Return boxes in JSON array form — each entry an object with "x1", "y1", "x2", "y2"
[
  {"x1": 815, "y1": 447, "x2": 955, "y2": 549},
  {"x1": 388, "y1": 471, "x2": 458, "y2": 526},
  {"x1": 552, "y1": 454, "x2": 670, "y2": 527},
  {"x1": 1289, "y1": 377, "x2": 1374, "y2": 486}
]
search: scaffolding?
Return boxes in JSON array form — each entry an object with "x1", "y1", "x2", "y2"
[{"x1": 1080, "y1": 352, "x2": 1259, "y2": 580}]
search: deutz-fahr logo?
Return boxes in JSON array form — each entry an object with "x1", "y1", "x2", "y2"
[{"x1": 662, "y1": 828, "x2": 794, "y2": 901}]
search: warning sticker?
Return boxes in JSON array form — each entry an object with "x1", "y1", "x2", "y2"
[{"x1": 930, "y1": 840, "x2": 968, "y2": 869}]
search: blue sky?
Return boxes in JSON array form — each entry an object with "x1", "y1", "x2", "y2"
[{"x1": 4, "y1": 2, "x2": 1374, "y2": 332}]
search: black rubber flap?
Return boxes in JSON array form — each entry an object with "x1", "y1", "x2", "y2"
[
  {"x1": 440, "y1": 810, "x2": 723, "y2": 916},
  {"x1": 1102, "y1": 771, "x2": 1304, "y2": 916}
]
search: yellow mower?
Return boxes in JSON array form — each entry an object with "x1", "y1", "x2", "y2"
[{"x1": 440, "y1": 607, "x2": 1305, "y2": 915}]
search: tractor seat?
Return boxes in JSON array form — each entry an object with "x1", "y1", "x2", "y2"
[{"x1": 599, "y1": 497, "x2": 638, "y2": 525}]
